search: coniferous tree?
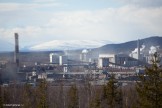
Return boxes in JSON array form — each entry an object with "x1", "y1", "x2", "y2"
[
  {"x1": 94, "y1": 92, "x2": 101, "y2": 108},
  {"x1": 136, "y1": 52, "x2": 162, "y2": 108},
  {"x1": 102, "y1": 74, "x2": 121, "y2": 108},
  {"x1": 68, "y1": 85, "x2": 79, "y2": 108},
  {"x1": 85, "y1": 82, "x2": 92, "y2": 107},
  {"x1": 89, "y1": 91, "x2": 101, "y2": 108},
  {"x1": 2, "y1": 88, "x2": 10, "y2": 105},
  {"x1": 117, "y1": 88, "x2": 123, "y2": 108},
  {"x1": 58, "y1": 83, "x2": 65, "y2": 108},
  {"x1": 0, "y1": 86, "x2": 3, "y2": 108},
  {"x1": 22, "y1": 84, "x2": 32, "y2": 108},
  {"x1": 37, "y1": 79, "x2": 48, "y2": 108}
]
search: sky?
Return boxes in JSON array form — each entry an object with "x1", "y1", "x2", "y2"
[{"x1": 0, "y1": 0, "x2": 162, "y2": 47}]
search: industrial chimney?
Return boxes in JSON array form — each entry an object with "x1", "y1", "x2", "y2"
[
  {"x1": 137, "y1": 39, "x2": 140, "y2": 60},
  {"x1": 14, "y1": 33, "x2": 19, "y2": 67}
]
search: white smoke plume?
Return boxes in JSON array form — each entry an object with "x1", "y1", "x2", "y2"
[
  {"x1": 149, "y1": 46, "x2": 160, "y2": 54},
  {"x1": 132, "y1": 45, "x2": 145, "y2": 53}
]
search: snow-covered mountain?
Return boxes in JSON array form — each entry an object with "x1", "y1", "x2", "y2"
[{"x1": 27, "y1": 40, "x2": 112, "y2": 51}]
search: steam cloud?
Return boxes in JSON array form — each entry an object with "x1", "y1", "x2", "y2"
[
  {"x1": 132, "y1": 45, "x2": 145, "y2": 53},
  {"x1": 149, "y1": 46, "x2": 160, "y2": 54}
]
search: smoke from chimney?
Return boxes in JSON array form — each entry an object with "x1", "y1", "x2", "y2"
[
  {"x1": 149, "y1": 46, "x2": 160, "y2": 54},
  {"x1": 137, "y1": 39, "x2": 140, "y2": 60}
]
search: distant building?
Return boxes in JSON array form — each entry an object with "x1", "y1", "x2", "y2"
[
  {"x1": 98, "y1": 54, "x2": 138, "y2": 68},
  {"x1": 49, "y1": 52, "x2": 69, "y2": 66},
  {"x1": 129, "y1": 44, "x2": 145, "y2": 61},
  {"x1": 38, "y1": 73, "x2": 47, "y2": 79},
  {"x1": 59, "y1": 55, "x2": 68, "y2": 65},
  {"x1": 98, "y1": 58, "x2": 109, "y2": 68},
  {"x1": 49, "y1": 53, "x2": 60, "y2": 64},
  {"x1": 80, "y1": 49, "x2": 92, "y2": 62}
]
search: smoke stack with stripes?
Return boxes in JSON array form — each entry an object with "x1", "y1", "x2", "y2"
[{"x1": 14, "y1": 33, "x2": 19, "y2": 68}]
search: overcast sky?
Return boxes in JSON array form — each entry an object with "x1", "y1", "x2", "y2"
[{"x1": 0, "y1": 0, "x2": 162, "y2": 47}]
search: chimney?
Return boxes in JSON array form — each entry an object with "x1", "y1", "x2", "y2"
[
  {"x1": 14, "y1": 33, "x2": 19, "y2": 67},
  {"x1": 137, "y1": 39, "x2": 140, "y2": 60}
]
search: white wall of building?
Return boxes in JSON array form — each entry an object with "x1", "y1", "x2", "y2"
[
  {"x1": 59, "y1": 55, "x2": 68, "y2": 65},
  {"x1": 98, "y1": 58, "x2": 109, "y2": 68},
  {"x1": 49, "y1": 53, "x2": 60, "y2": 64}
]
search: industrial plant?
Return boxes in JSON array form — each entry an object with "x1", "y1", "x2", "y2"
[{"x1": 0, "y1": 33, "x2": 162, "y2": 86}]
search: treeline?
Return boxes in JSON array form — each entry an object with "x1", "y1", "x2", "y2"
[
  {"x1": 0, "y1": 53, "x2": 162, "y2": 108},
  {"x1": 0, "y1": 80, "x2": 137, "y2": 108}
]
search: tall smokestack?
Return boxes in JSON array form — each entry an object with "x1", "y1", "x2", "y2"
[
  {"x1": 14, "y1": 33, "x2": 19, "y2": 67},
  {"x1": 137, "y1": 39, "x2": 140, "y2": 60}
]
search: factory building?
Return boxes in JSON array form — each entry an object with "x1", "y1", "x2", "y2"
[
  {"x1": 98, "y1": 58, "x2": 109, "y2": 68},
  {"x1": 49, "y1": 53, "x2": 60, "y2": 64},
  {"x1": 63, "y1": 64, "x2": 68, "y2": 73},
  {"x1": 99, "y1": 54, "x2": 116, "y2": 66},
  {"x1": 49, "y1": 53, "x2": 68, "y2": 66},
  {"x1": 98, "y1": 54, "x2": 138, "y2": 68},
  {"x1": 59, "y1": 55, "x2": 68, "y2": 65},
  {"x1": 129, "y1": 40, "x2": 145, "y2": 61},
  {"x1": 80, "y1": 49, "x2": 92, "y2": 62},
  {"x1": 129, "y1": 40, "x2": 162, "y2": 65}
]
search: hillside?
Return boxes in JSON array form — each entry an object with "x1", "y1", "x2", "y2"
[{"x1": 95, "y1": 36, "x2": 162, "y2": 54}]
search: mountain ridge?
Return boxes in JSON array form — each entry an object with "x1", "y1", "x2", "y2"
[
  {"x1": 96, "y1": 36, "x2": 162, "y2": 54},
  {"x1": 25, "y1": 40, "x2": 112, "y2": 51},
  {"x1": 0, "y1": 36, "x2": 162, "y2": 52}
]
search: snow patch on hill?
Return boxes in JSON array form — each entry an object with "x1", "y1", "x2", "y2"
[{"x1": 28, "y1": 40, "x2": 111, "y2": 51}]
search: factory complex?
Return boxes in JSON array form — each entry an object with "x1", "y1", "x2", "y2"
[{"x1": 0, "y1": 33, "x2": 162, "y2": 86}]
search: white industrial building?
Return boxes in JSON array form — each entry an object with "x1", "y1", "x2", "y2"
[
  {"x1": 49, "y1": 53, "x2": 60, "y2": 64},
  {"x1": 59, "y1": 55, "x2": 68, "y2": 65},
  {"x1": 49, "y1": 53, "x2": 68, "y2": 65},
  {"x1": 98, "y1": 57, "x2": 109, "y2": 68},
  {"x1": 98, "y1": 54, "x2": 118, "y2": 68},
  {"x1": 80, "y1": 49, "x2": 92, "y2": 62},
  {"x1": 98, "y1": 40, "x2": 162, "y2": 68},
  {"x1": 98, "y1": 54, "x2": 138, "y2": 68}
]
